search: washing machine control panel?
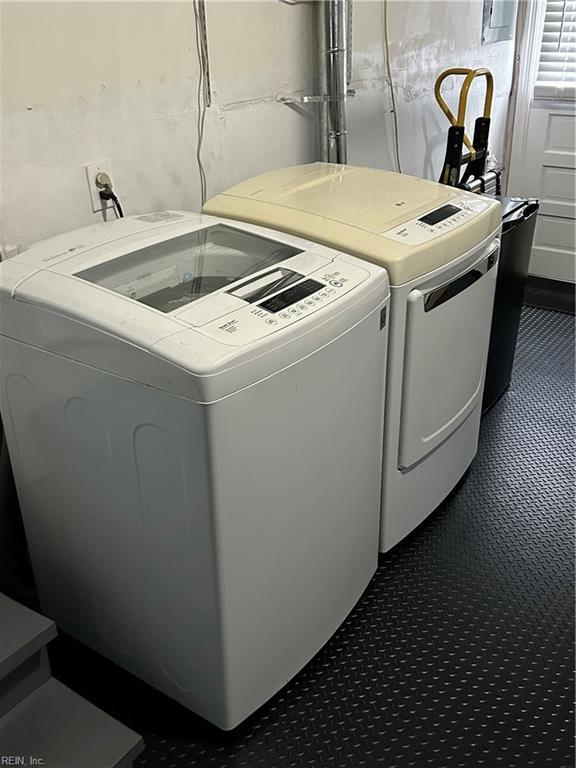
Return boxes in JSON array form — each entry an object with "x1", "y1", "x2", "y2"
[
  {"x1": 197, "y1": 260, "x2": 369, "y2": 345},
  {"x1": 381, "y1": 195, "x2": 491, "y2": 246},
  {"x1": 258, "y1": 278, "x2": 324, "y2": 313}
]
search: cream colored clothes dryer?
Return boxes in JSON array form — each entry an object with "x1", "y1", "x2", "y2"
[
  {"x1": 0, "y1": 212, "x2": 390, "y2": 729},
  {"x1": 204, "y1": 163, "x2": 502, "y2": 552}
]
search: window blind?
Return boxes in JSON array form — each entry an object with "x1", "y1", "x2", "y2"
[{"x1": 535, "y1": 0, "x2": 576, "y2": 97}]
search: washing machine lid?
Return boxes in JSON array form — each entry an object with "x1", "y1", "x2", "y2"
[
  {"x1": 0, "y1": 213, "x2": 388, "y2": 400},
  {"x1": 73, "y1": 222, "x2": 305, "y2": 315},
  {"x1": 203, "y1": 163, "x2": 502, "y2": 285}
]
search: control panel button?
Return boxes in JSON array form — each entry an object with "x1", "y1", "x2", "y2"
[{"x1": 330, "y1": 280, "x2": 343, "y2": 288}]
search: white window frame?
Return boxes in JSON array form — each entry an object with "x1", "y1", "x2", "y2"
[
  {"x1": 508, "y1": 0, "x2": 549, "y2": 192},
  {"x1": 534, "y1": 0, "x2": 576, "y2": 101}
]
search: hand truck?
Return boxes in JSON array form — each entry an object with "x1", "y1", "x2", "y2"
[{"x1": 435, "y1": 67, "x2": 500, "y2": 194}]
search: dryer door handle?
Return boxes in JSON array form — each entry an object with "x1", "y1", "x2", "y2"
[{"x1": 423, "y1": 246, "x2": 498, "y2": 312}]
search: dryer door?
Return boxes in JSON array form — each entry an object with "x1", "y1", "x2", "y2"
[{"x1": 398, "y1": 243, "x2": 499, "y2": 470}]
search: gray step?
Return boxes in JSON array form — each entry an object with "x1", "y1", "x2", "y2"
[
  {"x1": 0, "y1": 648, "x2": 51, "y2": 718},
  {"x1": 0, "y1": 677, "x2": 144, "y2": 768},
  {"x1": 0, "y1": 593, "x2": 56, "y2": 717},
  {"x1": 0, "y1": 593, "x2": 56, "y2": 678}
]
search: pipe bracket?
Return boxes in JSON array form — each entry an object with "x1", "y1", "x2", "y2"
[{"x1": 277, "y1": 91, "x2": 354, "y2": 105}]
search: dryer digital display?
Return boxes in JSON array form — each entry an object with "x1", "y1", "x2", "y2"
[{"x1": 418, "y1": 204, "x2": 461, "y2": 226}]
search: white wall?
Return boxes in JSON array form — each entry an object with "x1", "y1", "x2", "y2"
[
  {"x1": 0, "y1": 0, "x2": 316, "y2": 252},
  {"x1": 348, "y1": 0, "x2": 515, "y2": 177},
  {"x1": 0, "y1": 0, "x2": 515, "y2": 254}
]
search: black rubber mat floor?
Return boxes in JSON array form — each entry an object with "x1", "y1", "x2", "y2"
[{"x1": 50, "y1": 306, "x2": 575, "y2": 768}]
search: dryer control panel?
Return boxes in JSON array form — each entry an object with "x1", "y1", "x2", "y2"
[
  {"x1": 381, "y1": 195, "x2": 492, "y2": 246},
  {"x1": 197, "y1": 261, "x2": 369, "y2": 346}
]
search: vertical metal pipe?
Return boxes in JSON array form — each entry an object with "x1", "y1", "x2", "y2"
[
  {"x1": 196, "y1": 0, "x2": 212, "y2": 108},
  {"x1": 318, "y1": 0, "x2": 348, "y2": 164},
  {"x1": 317, "y1": 4, "x2": 328, "y2": 161}
]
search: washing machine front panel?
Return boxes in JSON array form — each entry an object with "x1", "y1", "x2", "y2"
[{"x1": 0, "y1": 276, "x2": 389, "y2": 729}]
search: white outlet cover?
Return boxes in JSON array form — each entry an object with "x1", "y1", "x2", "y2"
[{"x1": 85, "y1": 160, "x2": 113, "y2": 213}]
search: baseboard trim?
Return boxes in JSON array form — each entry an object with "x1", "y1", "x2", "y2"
[{"x1": 524, "y1": 276, "x2": 575, "y2": 315}]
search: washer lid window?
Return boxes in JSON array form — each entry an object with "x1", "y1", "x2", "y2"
[{"x1": 75, "y1": 224, "x2": 302, "y2": 314}]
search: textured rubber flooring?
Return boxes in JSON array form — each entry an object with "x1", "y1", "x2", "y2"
[{"x1": 50, "y1": 306, "x2": 575, "y2": 768}]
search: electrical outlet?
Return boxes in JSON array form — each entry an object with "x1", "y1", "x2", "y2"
[{"x1": 85, "y1": 160, "x2": 113, "y2": 213}]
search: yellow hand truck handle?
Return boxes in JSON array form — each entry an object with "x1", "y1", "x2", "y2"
[{"x1": 434, "y1": 68, "x2": 494, "y2": 159}]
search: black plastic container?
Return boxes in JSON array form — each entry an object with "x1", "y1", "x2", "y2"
[{"x1": 483, "y1": 197, "x2": 539, "y2": 413}]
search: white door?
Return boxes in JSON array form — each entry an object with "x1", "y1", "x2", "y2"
[
  {"x1": 507, "y1": 0, "x2": 576, "y2": 283},
  {"x1": 512, "y1": 103, "x2": 576, "y2": 282}
]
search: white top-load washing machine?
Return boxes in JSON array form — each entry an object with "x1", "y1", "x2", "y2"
[
  {"x1": 0, "y1": 211, "x2": 390, "y2": 729},
  {"x1": 203, "y1": 163, "x2": 502, "y2": 552}
]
